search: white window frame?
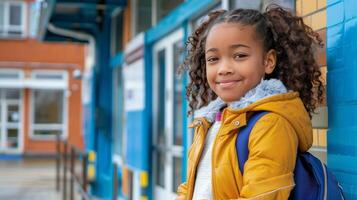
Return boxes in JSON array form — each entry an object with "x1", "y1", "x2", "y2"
[
  {"x1": 0, "y1": 68, "x2": 25, "y2": 88},
  {"x1": 28, "y1": 70, "x2": 69, "y2": 89},
  {"x1": 0, "y1": 68, "x2": 24, "y2": 79},
  {"x1": 112, "y1": 66, "x2": 125, "y2": 160},
  {"x1": 152, "y1": 28, "x2": 184, "y2": 200},
  {"x1": 29, "y1": 70, "x2": 68, "y2": 140},
  {"x1": 0, "y1": 1, "x2": 27, "y2": 39}
]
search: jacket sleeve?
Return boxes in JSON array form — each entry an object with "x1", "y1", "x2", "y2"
[
  {"x1": 176, "y1": 182, "x2": 188, "y2": 200},
  {"x1": 238, "y1": 113, "x2": 299, "y2": 200}
]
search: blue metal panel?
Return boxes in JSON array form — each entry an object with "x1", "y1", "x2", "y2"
[
  {"x1": 327, "y1": 0, "x2": 357, "y2": 199},
  {"x1": 326, "y1": 23, "x2": 343, "y2": 50},
  {"x1": 344, "y1": 0, "x2": 357, "y2": 21},
  {"x1": 327, "y1": 1, "x2": 344, "y2": 27},
  {"x1": 125, "y1": 110, "x2": 149, "y2": 170},
  {"x1": 332, "y1": 171, "x2": 357, "y2": 199},
  {"x1": 146, "y1": 0, "x2": 214, "y2": 44}
]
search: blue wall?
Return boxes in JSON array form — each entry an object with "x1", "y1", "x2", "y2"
[{"x1": 327, "y1": 0, "x2": 357, "y2": 198}]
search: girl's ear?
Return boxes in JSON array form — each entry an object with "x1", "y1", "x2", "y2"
[{"x1": 264, "y1": 49, "x2": 277, "y2": 74}]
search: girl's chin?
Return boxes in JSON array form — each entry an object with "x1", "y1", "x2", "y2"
[{"x1": 219, "y1": 95, "x2": 243, "y2": 103}]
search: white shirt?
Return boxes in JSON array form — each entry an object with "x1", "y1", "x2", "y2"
[{"x1": 192, "y1": 121, "x2": 221, "y2": 200}]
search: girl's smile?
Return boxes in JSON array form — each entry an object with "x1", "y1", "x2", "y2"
[{"x1": 216, "y1": 79, "x2": 241, "y2": 89}]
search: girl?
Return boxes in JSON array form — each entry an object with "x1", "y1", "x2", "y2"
[{"x1": 177, "y1": 5, "x2": 324, "y2": 200}]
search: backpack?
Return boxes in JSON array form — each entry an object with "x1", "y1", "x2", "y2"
[{"x1": 236, "y1": 111, "x2": 345, "y2": 200}]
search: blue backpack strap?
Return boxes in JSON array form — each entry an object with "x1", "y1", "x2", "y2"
[
  {"x1": 236, "y1": 112, "x2": 346, "y2": 200},
  {"x1": 236, "y1": 111, "x2": 269, "y2": 174}
]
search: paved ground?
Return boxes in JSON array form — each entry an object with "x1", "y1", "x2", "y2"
[{"x1": 0, "y1": 158, "x2": 60, "y2": 200}]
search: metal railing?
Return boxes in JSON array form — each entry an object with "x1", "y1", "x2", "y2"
[
  {"x1": 112, "y1": 162, "x2": 118, "y2": 200},
  {"x1": 56, "y1": 134, "x2": 92, "y2": 200}
]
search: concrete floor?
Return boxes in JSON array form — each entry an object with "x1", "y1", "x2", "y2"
[{"x1": 0, "y1": 158, "x2": 60, "y2": 200}]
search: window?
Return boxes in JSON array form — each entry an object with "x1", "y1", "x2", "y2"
[
  {"x1": 230, "y1": 0, "x2": 262, "y2": 10},
  {"x1": 229, "y1": 0, "x2": 295, "y2": 10},
  {"x1": 0, "y1": 1, "x2": 26, "y2": 38},
  {"x1": 0, "y1": 70, "x2": 22, "y2": 79},
  {"x1": 132, "y1": 0, "x2": 152, "y2": 36},
  {"x1": 173, "y1": 41, "x2": 184, "y2": 146},
  {"x1": 31, "y1": 89, "x2": 66, "y2": 138},
  {"x1": 155, "y1": 0, "x2": 183, "y2": 23},
  {"x1": 111, "y1": 10, "x2": 124, "y2": 55},
  {"x1": 0, "y1": 69, "x2": 24, "y2": 88},
  {"x1": 30, "y1": 71, "x2": 67, "y2": 139},
  {"x1": 112, "y1": 67, "x2": 124, "y2": 156},
  {"x1": 172, "y1": 40, "x2": 184, "y2": 192}
]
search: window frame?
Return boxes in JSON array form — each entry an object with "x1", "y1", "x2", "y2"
[
  {"x1": 0, "y1": 1, "x2": 27, "y2": 39},
  {"x1": 112, "y1": 66, "x2": 125, "y2": 159},
  {"x1": 29, "y1": 71, "x2": 68, "y2": 140}
]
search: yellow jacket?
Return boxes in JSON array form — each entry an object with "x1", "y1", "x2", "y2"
[{"x1": 177, "y1": 92, "x2": 313, "y2": 200}]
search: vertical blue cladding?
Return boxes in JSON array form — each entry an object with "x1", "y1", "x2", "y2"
[
  {"x1": 91, "y1": 12, "x2": 114, "y2": 199},
  {"x1": 125, "y1": 110, "x2": 149, "y2": 170},
  {"x1": 327, "y1": 0, "x2": 357, "y2": 199},
  {"x1": 344, "y1": 0, "x2": 357, "y2": 21}
]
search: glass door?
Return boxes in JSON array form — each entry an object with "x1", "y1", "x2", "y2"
[
  {"x1": 0, "y1": 89, "x2": 22, "y2": 153},
  {"x1": 152, "y1": 28, "x2": 184, "y2": 200}
]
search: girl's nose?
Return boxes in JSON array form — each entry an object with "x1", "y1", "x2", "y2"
[{"x1": 217, "y1": 60, "x2": 234, "y2": 75}]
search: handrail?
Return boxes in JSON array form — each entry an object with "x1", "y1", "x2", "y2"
[{"x1": 56, "y1": 133, "x2": 93, "y2": 200}]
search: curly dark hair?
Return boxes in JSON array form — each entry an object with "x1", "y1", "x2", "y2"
[{"x1": 179, "y1": 5, "x2": 324, "y2": 118}]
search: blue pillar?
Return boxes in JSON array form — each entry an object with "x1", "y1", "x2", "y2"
[
  {"x1": 327, "y1": 0, "x2": 357, "y2": 199},
  {"x1": 91, "y1": 12, "x2": 114, "y2": 199}
]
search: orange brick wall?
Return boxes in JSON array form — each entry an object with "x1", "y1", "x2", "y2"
[
  {"x1": 0, "y1": 39, "x2": 84, "y2": 64},
  {"x1": 296, "y1": 0, "x2": 327, "y2": 149},
  {"x1": 0, "y1": 38, "x2": 85, "y2": 154}
]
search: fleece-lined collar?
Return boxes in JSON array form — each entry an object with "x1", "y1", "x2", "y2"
[{"x1": 194, "y1": 79, "x2": 287, "y2": 122}]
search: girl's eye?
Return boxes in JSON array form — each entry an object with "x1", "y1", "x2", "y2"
[
  {"x1": 207, "y1": 57, "x2": 218, "y2": 63},
  {"x1": 234, "y1": 54, "x2": 248, "y2": 60}
]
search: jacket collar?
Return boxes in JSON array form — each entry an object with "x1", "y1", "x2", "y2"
[{"x1": 194, "y1": 79, "x2": 287, "y2": 123}]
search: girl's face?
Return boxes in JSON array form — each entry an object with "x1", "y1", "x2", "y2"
[{"x1": 205, "y1": 22, "x2": 276, "y2": 103}]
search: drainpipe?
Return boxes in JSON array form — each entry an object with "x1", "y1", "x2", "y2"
[
  {"x1": 47, "y1": 23, "x2": 96, "y2": 71},
  {"x1": 47, "y1": 23, "x2": 97, "y2": 151}
]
